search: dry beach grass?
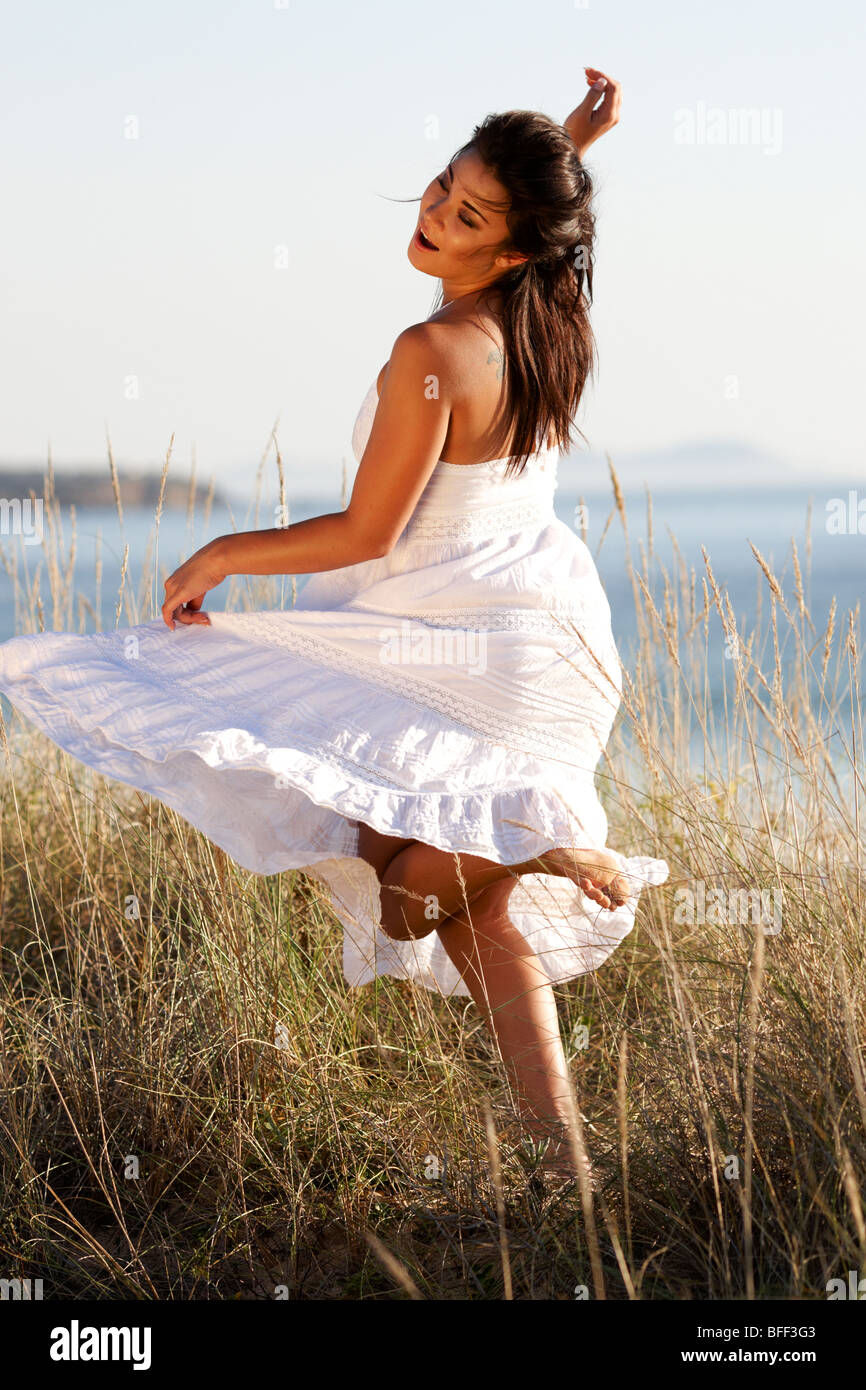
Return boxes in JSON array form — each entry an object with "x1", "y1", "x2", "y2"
[{"x1": 0, "y1": 458, "x2": 863, "y2": 1300}]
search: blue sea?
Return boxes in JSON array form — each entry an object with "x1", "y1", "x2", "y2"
[{"x1": 0, "y1": 484, "x2": 861, "y2": 789}]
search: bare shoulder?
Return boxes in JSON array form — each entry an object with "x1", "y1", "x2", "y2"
[
  {"x1": 382, "y1": 321, "x2": 461, "y2": 401},
  {"x1": 375, "y1": 310, "x2": 504, "y2": 407},
  {"x1": 430, "y1": 308, "x2": 505, "y2": 398}
]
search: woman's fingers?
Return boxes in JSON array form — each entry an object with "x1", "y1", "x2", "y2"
[
  {"x1": 565, "y1": 69, "x2": 622, "y2": 159},
  {"x1": 162, "y1": 589, "x2": 210, "y2": 629},
  {"x1": 177, "y1": 596, "x2": 210, "y2": 626},
  {"x1": 582, "y1": 66, "x2": 622, "y2": 130}
]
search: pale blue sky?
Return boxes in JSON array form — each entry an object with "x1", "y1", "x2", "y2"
[{"x1": 1, "y1": 0, "x2": 863, "y2": 500}]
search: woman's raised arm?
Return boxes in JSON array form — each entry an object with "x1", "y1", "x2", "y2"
[{"x1": 564, "y1": 66, "x2": 622, "y2": 160}]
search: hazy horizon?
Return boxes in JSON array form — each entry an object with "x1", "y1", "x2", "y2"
[{"x1": 0, "y1": 436, "x2": 857, "y2": 508}]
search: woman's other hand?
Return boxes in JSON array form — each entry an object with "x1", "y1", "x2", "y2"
[{"x1": 564, "y1": 67, "x2": 622, "y2": 160}]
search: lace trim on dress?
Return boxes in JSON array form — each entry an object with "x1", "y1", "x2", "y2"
[
  {"x1": 346, "y1": 603, "x2": 595, "y2": 636},
  {"x1": 213, "y1": 611, "x2": 606, "y2": 770},
  {"x1": 407, "y1": 496, "x2": 556, "y2": 542}
]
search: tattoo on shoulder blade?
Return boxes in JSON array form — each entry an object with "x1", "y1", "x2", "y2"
[{"x1": 487, "y1": 348, "x2": 504, "y2": 382}]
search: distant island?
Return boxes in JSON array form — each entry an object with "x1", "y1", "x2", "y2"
[
  {"x1": 561, "y1": 439, "x2": 843, "y2": 493},
  {"x1": 0, "y1": 467, "x2": 227, "y2": 510}
]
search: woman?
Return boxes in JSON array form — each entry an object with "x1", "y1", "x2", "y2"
[{"x1": 0, "y1": 69, "x2": 668, "y2": 1180}]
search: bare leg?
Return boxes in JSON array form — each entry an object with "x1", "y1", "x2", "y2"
[
  {"x1": 372, "y1": 838, "x2": 632, "y2": 941},
  {"x1": 434, "y1": 876, "x2": 583, "y2": 1175},
  {"x1": 355, "y1": 825, "x2": 602, "y2": 1177}
]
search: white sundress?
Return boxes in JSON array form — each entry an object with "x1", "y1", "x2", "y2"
[{"x1": 0, "y1": 377, "x2": 669, "y2": 996}]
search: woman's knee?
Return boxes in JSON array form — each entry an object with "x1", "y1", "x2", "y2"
[
  {"x1": 378, "y1": 848, "x2": 519, "y2": 943},
  {"x1": 378, "y1": 843, "x2": 444, "y2": 941}
]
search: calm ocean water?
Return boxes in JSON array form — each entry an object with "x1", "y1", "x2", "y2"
[{"x1": 0, "y1": 484, "x2": 861, "y2": 788}]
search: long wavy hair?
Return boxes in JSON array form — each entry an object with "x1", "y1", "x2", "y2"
[{"x1": 429, "y1": 110, "x2": 597, "y2": 479}]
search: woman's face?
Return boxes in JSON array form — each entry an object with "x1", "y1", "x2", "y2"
[{"x1": 408, "y1": 149, "x2": 526, "y2": 286}]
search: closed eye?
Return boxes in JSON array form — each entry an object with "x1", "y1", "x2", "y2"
[{"x1": 437, "y1": 175, "x2": 477, "y2": 229}]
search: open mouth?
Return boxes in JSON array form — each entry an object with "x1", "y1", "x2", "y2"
[{"x1": 415, "y1": 226, "x2": 439, "y2": 252}]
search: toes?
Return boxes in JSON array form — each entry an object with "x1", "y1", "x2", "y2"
[
  {"x1": 579, "y1": 877, "x2": 614, "y2": 910},
  {"x1": 610, "y1": 871, "x2": 630, "y2": 897}
]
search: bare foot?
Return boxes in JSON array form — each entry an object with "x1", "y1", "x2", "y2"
[
  {"x1": 512, "y1": 1111, "x2": 597, "y2": 1187},
  {"x1": 519, "y1": 1132, "x2": 596, "y2": 1191},
  {"x1": 534, "y1": 846, "x2": 633, "y2": 911}
]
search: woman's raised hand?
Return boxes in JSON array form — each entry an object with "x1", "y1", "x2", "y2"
[{"x1": 564, "y1": 67, "x2": 622, "y2": 160}]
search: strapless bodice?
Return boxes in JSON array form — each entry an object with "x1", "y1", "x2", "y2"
[{"x1": 350, "y1": 380, "x2": 559, "y2": 543}]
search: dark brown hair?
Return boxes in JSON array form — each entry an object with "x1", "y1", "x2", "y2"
[{"x1": 435, "y1": 110, "x2": 597, "y2": 479}]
